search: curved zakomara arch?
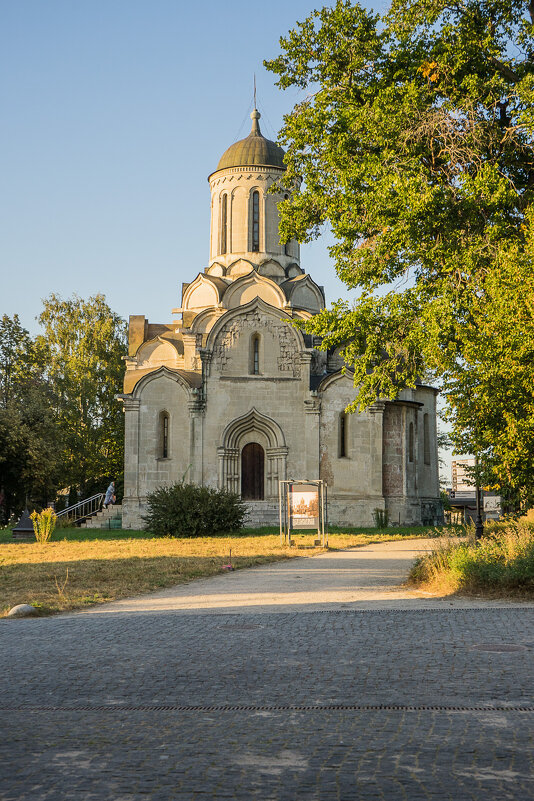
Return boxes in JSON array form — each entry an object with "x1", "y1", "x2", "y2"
[
  {"x1": 286, "y1": 263, "x2": 302, "y2": 279},
  {"x1": 281, "y1": 274, "x2": 325, "y2": 312},
  {"x1": 136, "y1": 336, "x2": 184, "y2": 365},
  {"x1": 317, "y1": 369, "x2": 355, "y2": 394},
  {"x1": 130, "y1": 365, "x2": 199, "y2": 399},
  {"x1": 205, "y1": 296, "x2": 306, "y2": 354},
  {"x1": 221, "y1": 407, "x2": 286, "y2": 451},
  {"x1": 206, "y1": 261, "x2": 226, "y2": 277},
  {"x1": 182, "y1": 273, "x2": 227, "y2": 312},
  {"x1": 190, "y1": 307, "x2": 225, "y2": 336},
  {"x1": 257, "y1": 258, "x2": 286, "y2": 282},
  {"x1": 222, "y1": 271, "x2": 287, "y2": 310},
  {"x1": 225, "y1": 257, "x2": 256, "y2": 278}
]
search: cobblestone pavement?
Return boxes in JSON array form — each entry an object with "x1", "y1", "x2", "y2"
[{"x1": 2, "y1": 608, "x2": 534, "y2": 799}]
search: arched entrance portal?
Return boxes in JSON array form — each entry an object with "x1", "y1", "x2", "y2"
[
  {"x1": 218, "y1": 408, "x2": 288, "y2": 498},
  {"x1": 241, "y1": 442, "x2": 264, "y2": 500}
]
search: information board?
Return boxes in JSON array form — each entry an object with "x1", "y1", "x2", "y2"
[
  {"x1": 289, "y1": 484, "x2": 319, "y2": 529},
  {"x1": 279, "y1": 479, "x2": 327, "y2": 546}
]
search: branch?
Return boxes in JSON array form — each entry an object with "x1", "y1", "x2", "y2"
[{"x1": 488, "y1": 55, "x2": 519, "y2": 83}]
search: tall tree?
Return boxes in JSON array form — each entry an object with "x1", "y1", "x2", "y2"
[
  {"x1": 36, "y1": 294, "x2": 127, "y2": 493},
  {"x1": 266, "y1": 0, "x2": 534, "y2": 501},
  {"x1": 0, "y1": 314, "x2": 33, "y2": 408},
  {"x1": 0, "y1": 315, "x2": 61, "y2": 520}
]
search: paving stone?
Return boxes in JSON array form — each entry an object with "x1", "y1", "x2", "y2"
[{"x1": 1, "y1": 608, "x2": 534, "y2": 799}]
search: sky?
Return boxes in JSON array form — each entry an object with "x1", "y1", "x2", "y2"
[
  {"x1": 1, "y1": 0, "x2": 456, "y2": 480},
  {"x1": 3, "y1": 0, "x2": 376, "y2": 332}
]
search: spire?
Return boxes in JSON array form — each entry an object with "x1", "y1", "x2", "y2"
[
  {"x1": 251, "y1": 75, "x2": 262, "y2": 135},
  {"x1": 250, "y1": 108, "x2": 261, "y2": 136}
]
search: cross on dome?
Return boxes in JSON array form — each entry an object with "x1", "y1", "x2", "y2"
[{"x1": 214, "y1": 107, "x2": 285, "y2": 172}]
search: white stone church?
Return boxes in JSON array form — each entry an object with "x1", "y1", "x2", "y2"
[{"x1": 120, "y1": 109, "x2": 441, "y2": 529}]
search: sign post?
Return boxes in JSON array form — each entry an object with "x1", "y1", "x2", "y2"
[{"x1": 279, "y1": 479, "x2": 327, "y2": 547}]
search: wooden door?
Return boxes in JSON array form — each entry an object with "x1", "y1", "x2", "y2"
[{"x1": 241, "y1": 443, "x2": 264, "y2": 500}]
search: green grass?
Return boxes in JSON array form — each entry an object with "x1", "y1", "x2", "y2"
[
  {"x1": 409, "y1": 523, "x2": 534, "y2": 597},
  {"x1": 0, "y1": 522, "x2": 443, "y2": 545},
  {"x1": 1, "y1": 527, "x2": 150, "y2": 544}
]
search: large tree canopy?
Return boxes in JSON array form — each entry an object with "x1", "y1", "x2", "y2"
[
  {"x1": 0, "y1": 315, "x2": 61, "y2": 520},
  {"x1": 266, "y1": 0, "x2": 534, "y2": 499},
  {"x1": 0, "y1": 314, "x2": 33, "y2": 408},
  {"x1": 0, "y1": 297, "x2": 127, "y2": 519},
  {"x1": 36, "y1": 294, "x2": 127, "y2": 493}
]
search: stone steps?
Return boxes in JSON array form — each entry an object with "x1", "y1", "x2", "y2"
[
  {"x1": 244, "y1": 502, "x2": 280, "y2": 529},
  {"x1": 81, "y1": 504, "x2": 123, "y2": 529}
]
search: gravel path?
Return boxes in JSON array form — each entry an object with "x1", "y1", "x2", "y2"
[{"x1": 69, "y1": 537, "x2": 534, "y2": 616}]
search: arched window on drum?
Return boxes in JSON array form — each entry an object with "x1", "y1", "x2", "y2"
[
  {"x1": 251, "y1": 190, "x2": 260, "y2": 252},
  {"x1": 220, "y1": 193, "x2": 228, "y2": 255}
]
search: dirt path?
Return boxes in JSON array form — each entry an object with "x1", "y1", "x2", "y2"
[{"x1": 75, "y1": 537, "x2": 534, "y2": 615}]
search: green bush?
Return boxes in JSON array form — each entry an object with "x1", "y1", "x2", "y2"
[
  {"x1": 409, "y1": 524, "x2": 534, "y2": 593},
  {"x1": 30, "y1": 507, "x2": 57, "y2": 544},
  {"x1": 142, "y1": 483, "x2": 246, "y2": 537},
  {"x1": 373, "y1": 508, "x2": 389, "y2": 528}
]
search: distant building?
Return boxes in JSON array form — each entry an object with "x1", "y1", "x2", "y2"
[
  {"x1": 451, "y1": 458, "x2": 476, "y2": 497},
  {"x1": 483, "y1": 494, "x2": 502, "y2": 520},
  {"x1": 449, "y1": 458, "x2": 502, "y2": 522}
]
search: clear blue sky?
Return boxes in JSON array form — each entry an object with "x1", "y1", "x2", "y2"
[
  {"x1": 2, "y1": 0, "x2": 393, "y2": 333},
  {"x1": 1, "y1": 0, "x2": 455, "y2": 479}
]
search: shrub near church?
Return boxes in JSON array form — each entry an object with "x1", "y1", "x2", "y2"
[{"x1": 142, "y1": 483, "x2": 246, "y2": 537}]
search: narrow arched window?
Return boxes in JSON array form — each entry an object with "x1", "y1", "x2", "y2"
[
  {"x1": 252, "y1": 191, "x2": 260, "y2": 252},
  {"x1": 424, "y1": 414, "x2": 430, "y2": 465},
  {"x1": 159, "y1": 411, "x2": 169, "y2": 459},
  {"x1": 220, "y1": 194, "x2": 227, "y2": 255},
  {"x1": 250, "y1": 334, "x2": 260, "y2": 375},
  {"x1": 409, "y1": 421, "x2": 414, "y2": 463},
  {"x1": 339, "y1": 411, "x2": 348, "y2": 458},
  {"x1": 253, "y1": 336, "x2": 259, "y2": 374},
  {"x1": 284, "y1": 241, "x2": 290, "y2": 256}
]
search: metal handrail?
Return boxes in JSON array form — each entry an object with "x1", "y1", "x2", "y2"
[{"x1": 56, "y1": 493, "x2": 104, "y2": 524}]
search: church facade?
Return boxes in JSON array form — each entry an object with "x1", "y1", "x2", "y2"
[{"x1": 120, "y1": 110, "x2": 442, "y2": 529}]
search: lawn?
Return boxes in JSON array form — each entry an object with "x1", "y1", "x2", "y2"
[{"x1": 1, "y1": 524, "x2": 439, "y2": 617}]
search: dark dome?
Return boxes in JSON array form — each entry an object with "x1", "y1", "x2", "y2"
[{"x1": 216, "y1": 109, "x2": 285, "y2": 171}]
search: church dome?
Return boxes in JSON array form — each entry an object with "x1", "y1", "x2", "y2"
[{"x1": 215, "y1": 109, "x2": 285, "y2": 171}]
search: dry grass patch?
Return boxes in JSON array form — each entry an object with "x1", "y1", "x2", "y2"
[
  {"x1": 1, "y1": 527, "x2": 436, "y2": 616},
  {"x1": 408, "y1": 523, "x2": 534, "y2": 598}
]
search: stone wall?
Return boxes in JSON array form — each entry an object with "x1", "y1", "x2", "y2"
[{"x1": 122, "y1": 316, "x2": 442, "y2": 530}]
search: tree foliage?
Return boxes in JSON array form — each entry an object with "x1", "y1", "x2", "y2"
[
  {"x1": 266, "y1": 0, "x2": 534, "y2": 499},
  {"x1": 0, "y1": 315, "x2": 62, "y2": 521},
  {"x1": 0, "y1": 314, "x2": 33, "y2": 408},
  {"x1": 0, "y1": 297, "x2": 126, "y2": 521},
  {"x1": 36, "y1": 294, "x2": 127, "y2": 492}
]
